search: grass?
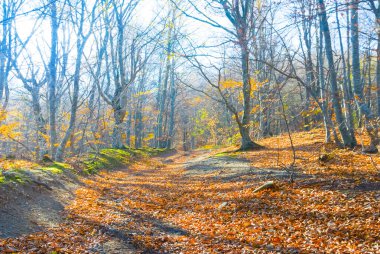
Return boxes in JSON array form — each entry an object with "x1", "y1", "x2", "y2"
[
  {"x1": 0, "y1": 169, "x2": 29, "y2": 184},
  {"x1": 40, "y1": 162, "x2": 73, "y2": 174},
  {"x1": 82, "y1": 147, "x2": 168, "y2": 174},
  {"x1": 83, "y1": 149, "x2": 132, "y2": 174},
  {"x1": 0, "y1": 147, "x2": 168, "y2": 185},
  {"x1": 213, "y1": 150, "x2": 239, "y2": 158}
]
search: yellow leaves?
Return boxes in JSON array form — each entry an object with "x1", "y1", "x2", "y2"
[
  {"x1": 242, "y1": 221, "x2": 251, "y2": 227},
  {"x1": 144, "y1": 133, "x2": 154, "y2": 142},
  {"x1": 167, "y1": 52, "x2": 176, "y2": 60},
  {"x1": 251, "y1": 104, "x2": 260, "y2": 114},
  {"x1": 77, "y1": 107, "x2": 90, "y2": 116},
  {"x1": 189, "y1": 96, "x2": 203, "y2": 106},
  {"x1": 0, "y1": 110, "x2": 22, "y2": 141},
  {"x1": 0, "y1": 159, "x2": 39, "y2": 171},
  {"x1": 220, "y1": 79, "x2": 242, "y2": 89},
  {"x1": 250, "y1": 78, "x2": 268, "y2": 99},
  {"x1": 220, "y1": 78, "x2": 267, "y2": 91},
  {"x1": 0, "y1": 122, "x2": 20, "y2": 140},
  {"x1": 257, "y1": 0, "x2": 262, "y2": 10},
  {"x1": 133, "y1": 89, "x2": 156, "y2": 98},
  {"x1": 40, "y1": 131, "x2": 50, "y2": 144},
  {"x1": 220, "y1": 78, "x2": 267, "y2": 103}
]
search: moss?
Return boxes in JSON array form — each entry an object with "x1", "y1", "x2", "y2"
[
  {"x1": 138, "y1": 147, "x2": 168, "y2": 156},
  {"x1": 0, "y1": 147, "x2": 167, "y2": 183},
  {"x1": 213, "y1": 151, "x2": 239, "y2": 158},
  {"x1": 83, "y1": 148, "x2": 132, "y2": 174},
  {"x1": 0, "y1": 169, "x2": 28, "y2": 184},
  {"x1": 197, "y1": 144, "x2": 226, "y2": 151},
  {"x1": 82, "y1": 147, "x2": 167, "y2": 174},
  {"x1": 40, "y1": 162, "x2": 73, "y2": 174}
]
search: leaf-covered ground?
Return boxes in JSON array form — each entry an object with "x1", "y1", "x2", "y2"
[{"x1": 1, "y1": 130, "x2": 379, "y2": 253}]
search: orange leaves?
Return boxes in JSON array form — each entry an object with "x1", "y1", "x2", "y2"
[
  {"x1": 2, "y1": 132, "x2": 380, "y2": 253},
  {"x1": 220, "y1": 79, "x2": 243, "y2": 89},
  {"x1": 0, "y1": 220, "x2": 104, "y2": 253},
  {"x1": 0, "y1": 159, "x2": 39, "y2": 171}
]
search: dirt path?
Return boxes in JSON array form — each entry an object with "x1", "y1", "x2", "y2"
[
  {"x1": 2, "y1": 150, "x2": 379, "y2": 253},
  {"x1": 74, "y1": 151, "x2": 379, "y2": 253},
  {"x1": 0, "y1": 170, "x2": 80, "y2": 238},
  {"x1": 75, "y1": 151, "x2": 291, "y2": 253}
]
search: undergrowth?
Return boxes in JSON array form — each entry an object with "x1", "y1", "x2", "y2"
[{"x1": 0, "y1": 147, "x2": 167, "y2": 185}]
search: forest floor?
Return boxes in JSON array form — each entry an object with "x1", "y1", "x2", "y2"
[{"x1": 1, "y1": 129, "x2": 380, "y2": 253}]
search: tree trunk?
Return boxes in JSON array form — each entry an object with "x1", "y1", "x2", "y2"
[
  {"x1": 55, "y1": 44, "x2": 84, "y2": 161},
  {"x1": 239, "y1": 39, "x2": 261, "y2": 150},
  {"x1": 167, "y1": 58, "x2": 176, "y2": 149},
  {"x1": 318, "y1": 0, "x2": 354, "y2": 147},
  {"x1": 351, "y1": 0, "x2": 378, "y2": 153},
  {"x1": 300, "y1": 2, "x2": 314, "y2": 131},
  {"x1": 112, "y1": 106, "x2": 126, "y2": 149},
  {"x1": 317, "y1": 19, "x2": 331, "y2": 143},
  {"x1": 336, "y1": 1, "x2": 356, "y2": 145},
  {"x1": 31, "y1": 89, "x2": 48, "y2": 160},
  {"x1": 48, "y1": 1, "x2": 58, "y2": 157},
  {"x1": 377, "y1": 27, "x2": 380, "y2": 117}
]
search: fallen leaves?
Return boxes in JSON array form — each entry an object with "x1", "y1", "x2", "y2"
[{"x1": 1, "y1": 129, "x2": 379, "y2": 253}]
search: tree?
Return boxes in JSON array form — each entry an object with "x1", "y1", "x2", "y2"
[
  {"x1": 55, "y1": 0, "x2": 97, "y2": 161},
  {"x1": 0, "y1": 0, "x2": 23, "y2": 111},
  {"x1": 351, "y1": 0, "x2": 379, "y2": 152},
  {"x1": 175, "y1": 0, "x2": 262, "y2": 150},
  {"x1": 367, "y1": 0, "x2": 380, "y2": 117},
  {"x1": 46, "y1": 0, "x2": 59, "y2": 158},
  {"x1": 318, "y1": 0, "x2": 355, "y2": 147},
  {"x1": 96, "y1": 0, "x2": 159, "y2": 149}
]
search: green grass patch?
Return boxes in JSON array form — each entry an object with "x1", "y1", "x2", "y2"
[
  {"x1": 213, "y1": 151, "x2": 239, "y2": 158},
  {"x1": 196, "y1": 144, "x2": 228, "y2": 151},
  {"x1": 40, "y1": 162, "x2": 73, "y2": 174},
  {"x1": 82, "y1": 147, "x2": 168, "y2": 174},
  {"x1": 133, "y1": 147, "x2": 168, "y2": 157},
  {"x1": 0, "y1": 169, "x2": 29, "y2": 184},
  {"x1": 0, "y1": 147, "x2": 167, "y2": 184},
  {"x1": 83, "y1": 148, "x2": 132, "y2": 174}
]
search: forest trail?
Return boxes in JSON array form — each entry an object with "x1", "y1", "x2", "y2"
[
  {"x1": 1, "y1": 142, "x2": 380, "y2": 253},
  {"x1": 89, "y1": 150, "x2": 291, "y2": 253},
  {"x1": 94, "y1": 150, "x2": 275, "y2": 253}
]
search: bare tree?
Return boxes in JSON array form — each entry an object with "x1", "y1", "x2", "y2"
[
  {"x1": 318, "y1": 0, "x2": 355, "y2": 147},
  {"x1": 0, "y1": 0, "x2": 23, "y2": 111},
  {"x1": 96, "y1": 0, "x2": 160, "y2": 148},
  {"x1": 351, "y1": 0, "x2": 379, "y2": 152},
  {"x1": 367, "y1": 0, "x2": 380, "y2": 117},
  {"x1": 46, "y1": 0, "x2": 59, "y2": 157},
  {"x1": 175, "y1": 0, "x2": 263, "y2": 150},
  {"x1": 55, "y1": 0, "x2": 97, "y2": 161}
]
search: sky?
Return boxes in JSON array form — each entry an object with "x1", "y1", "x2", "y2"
[{"x1": 8, "y1": 0, "x2": 379, "y2": 88}]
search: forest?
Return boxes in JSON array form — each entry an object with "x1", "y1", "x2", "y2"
[{"x1": 0, "y1": 0, "x2": 379, "y2": 253}]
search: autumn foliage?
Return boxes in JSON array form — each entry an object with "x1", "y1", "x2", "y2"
[{"x1": 0, "y1": 129, "x2": 379, "y2": 253}]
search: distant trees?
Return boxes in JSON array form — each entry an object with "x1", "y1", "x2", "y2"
[
  {"x1": 175, "y1": 0, "x2": 264, "y2": 150},
  {"x1": 351, "y1": 0, "x2": 378, "y2": 152},
  {"x1": 55, "y1": 0, "x2": 97, "y2": 161},
  {"x1": 156, "y1": 6, "x2": 177, "y2": 149},
  {"x1": 95, "y1": 1, "x2": 160, "y2": 149},
  {"x1": 0, "y1": 0, "x2": 22, "y2": 111},
  {"x1": 318, "y1": 0, "x2": 355, "y2": 147},
  {"x1": 0, "y1": 0, "x2": 379, "y2": 160}
]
